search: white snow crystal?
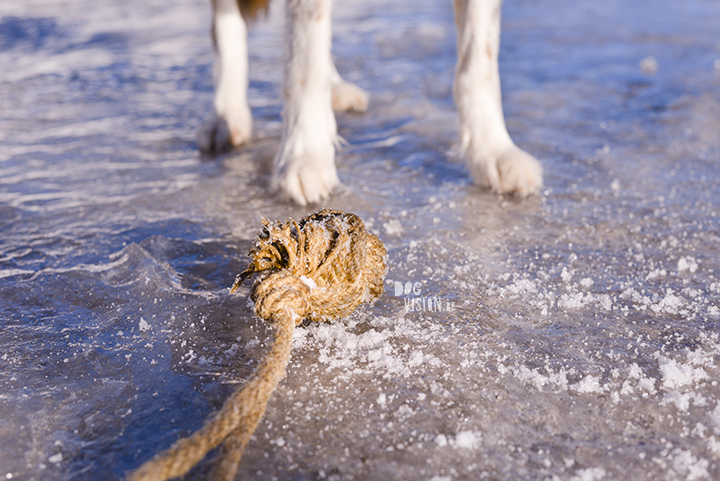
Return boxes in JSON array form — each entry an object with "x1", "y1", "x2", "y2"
[
  {"x1": 597, "y1": 294, "x2": 612, "y2": 311},
  {"x1": 139, "y1": 317, "x2": 151, "y2": 332},
  {"x1": 502, "y1": 279, "x2": 537, "y2": 297},
  {"x1": 651, "y1": 290, "x2": 683, "y2": 315},
  {"x1": 646, "y1": 268, "x2": 667, "y2": 280},
  {"x1": 639, "y1": 56, "x2": 659, "y2": 75},
  {"x1": 628, "y1": 363, "x2": 643, "y2": 379},
  {"x1": 571, "y1": 467, "x2": 606, "y2": 481},
  {"x1": 637, "y1": 377, "x2": 656, "y2": 393},
  {"x1": 559, "y1": 292, "x2": 586, "y2": 309},
  {"x1": 671, "y1": 449, "x2": 709, "y2": 479},
  {"x1": 48, "y1": 453, "x2": 62, "y2": 464},
  {"x1": 709, "y1": 403, "x2": 720, "y2": 433},
  {"x1": 657, "y1": 354, "x2": 708, "y2": 390},
  {"x1": 573, "y1": 375, "x2": 605, "y2": 394},
  {"x1": 395, "y1": 404, "x2": 415, "y2": 420},
  {"x1": 383, "y1": 219, "x2": 403, "y2": 235},
  {"x1": 561, "y1": 267, "x2": 572, "y2": 283},
  {"x1": 677, "y1": 256, "x2": 698, "y2": 273},
  {"x1": 454, "y1": 431, "x2": 481, "y2": 449},
  {"x1": 299, "y1": 275, "x2": 317, "y2": 290}
]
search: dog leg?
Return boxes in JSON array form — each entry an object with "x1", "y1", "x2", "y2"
[
  {"x1": 453, "y1": 0, "x2": 542, "y2": 196},
  {"x1": 273, "y1": 0, "x2": 338, "y2": 205},
  {"x1": 331, "y1": 61, "x2": 369, "y2": 113},
  {"x1": 197, "y1": 0, "x2": 252, "y2": 153}
]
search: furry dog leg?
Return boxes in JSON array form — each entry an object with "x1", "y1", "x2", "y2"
[
  {"x1": 453, "y1": 0, "x2": 542, "y2": 196},
  {"x1": 331, "y1": 61, "x2": 369, "y2": 113},
  {"x1": 272, "y1": 0, "x2": 338, "y2": 205},
  {"x1": 198, "y1": 0, "x2": 253, "y2": 153}
]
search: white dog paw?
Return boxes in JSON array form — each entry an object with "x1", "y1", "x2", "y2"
[
  {"x1": 332, "y1": 80, "x2": 369, "y2": 113},
  {"x1": 468, "y1": 145, "x2": 543, "y2": 197},
  {"x1": 496, "y1": 146, "x2": 543, "y2": 196},
  {"x1": 196, "y1": 110, "x2": 251, "y2": 153},
  {"x1": 273, "y1": 155, "x2": 340, "y2": 205}
]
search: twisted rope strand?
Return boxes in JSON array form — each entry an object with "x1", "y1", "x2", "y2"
[
  {"x1": 128, "y1": 309, "x2": 296, "y2": 481},
  {"x1": 208, "y1": 308, "x2": 296, "y2": 481}
]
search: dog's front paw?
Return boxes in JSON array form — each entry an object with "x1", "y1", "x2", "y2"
[
  {"x1": 332, "y1": 80, "x2": 369, "y2": 113},
  {"x1": 496, "y1": 146, "x2": 543, "y2": 196},
  {"x1": 197, "y1": 109, "x2": 251, "y2": 154},
  {"x1": 468, "y1": 145, "x2": 542, "y2": 197},
  {"x1": 273, "y1": 153, "x2": 339, "y2": 205}
]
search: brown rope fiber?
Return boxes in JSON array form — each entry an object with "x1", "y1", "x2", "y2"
[{"x1": 128, "y1": 209, "x2": 387, "y2": 481}]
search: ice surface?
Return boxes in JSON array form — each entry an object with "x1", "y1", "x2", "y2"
[{"x1": 2, "y1": 0, "x2": 720, "y2": 479}]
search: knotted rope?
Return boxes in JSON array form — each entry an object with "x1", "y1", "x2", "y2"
[{"x1": 128, "y1": 209, "x2": 387, "y2": 481}]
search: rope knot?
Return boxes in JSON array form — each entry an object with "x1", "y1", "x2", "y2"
[
  {"x1": 251, "y1": 271, "x2": 311, "y2": 321},
  {"x1": 233, "y1": 208, "x2": 387, "y2": 323}
]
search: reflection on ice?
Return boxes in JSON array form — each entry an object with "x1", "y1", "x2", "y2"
[{"x1": 1, "y1": 0, "x2": 720, "y2": 479}]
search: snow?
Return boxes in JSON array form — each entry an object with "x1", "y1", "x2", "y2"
[
  {"x1": 454, "y1": 431, "x2": 481, "y2": 450},
  {"x1": 572, "y1": 375, "x2": 605, "y2": 394},
  {"x1": 651, "y1": 290, "x2": 685, "y2": 315},
  {"x1": 657, "y1": 354, "x2": 709, "y2": 390},
  {"x1": 570, "y1": 467, "x2": 607, "y2": 481},
  {"x1": 299, "y1": 275, "x2": 317, "y2": 290},
  {"x1": 678, "y1": 256, "x2": 699, "y2": 273},
  {"x1": 138, "y1": 317, "x2": 151, "y2": 332},
  {"x1": 640, "y1": 56, "x2": 659, "y2": 75},
  {"x1": 382, "y1": 219, "x2": 404, "y2": 236}
]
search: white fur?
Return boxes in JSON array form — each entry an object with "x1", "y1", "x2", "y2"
[
  {"x1": 331, "y1": 61, "x2": 369, "y2": 113},
  {"x1": 272, "y1": 0, "x2": 339, "y2": 205},
  {"x1": 197, "y1": 0, "x2": 252, "y2": 152},
  {"x1": 204, "y1": 0, "x2": 542, "y2": 203},
  {"x1": 453, "y1": 0, "x2": 542, "y2": 196}
]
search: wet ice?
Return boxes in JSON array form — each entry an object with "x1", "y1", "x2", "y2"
[{"x1": 2, "y1": 0, "x2": 720, "y2": 479}]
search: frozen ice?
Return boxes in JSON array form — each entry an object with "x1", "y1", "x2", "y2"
[{"x1": 2, "y1": 0, "x2": 720, "y2": 480}]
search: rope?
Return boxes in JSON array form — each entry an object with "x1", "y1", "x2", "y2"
[{"x1": 128, "y1": 209, "x2": 387, "y2": 481}]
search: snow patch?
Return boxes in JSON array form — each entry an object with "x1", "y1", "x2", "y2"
[
  {"x1": 139, "y1": 317, "x2": 151, "y2": 332},
  {"x1": 434, "y1": 431, "x2": 481, "y2": 450},
  {"x1": 383, "y1": 219, "x2": 403, "y2": 235},
  {"x1": 571, "y1": 467, "x2": 606, "y2": 481},
  {"x1": 657, "y1": 354, "x2": 708, "y2": 390},
  {"x1": 572, "y1": 375, "x2": 605, "y2": 394},
  {"x1": 651, "y1": 290, "x2": 683, "y2": 315},
  {"x1": 677, "y1": 256, "x2": 698, "y2": 273}
]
